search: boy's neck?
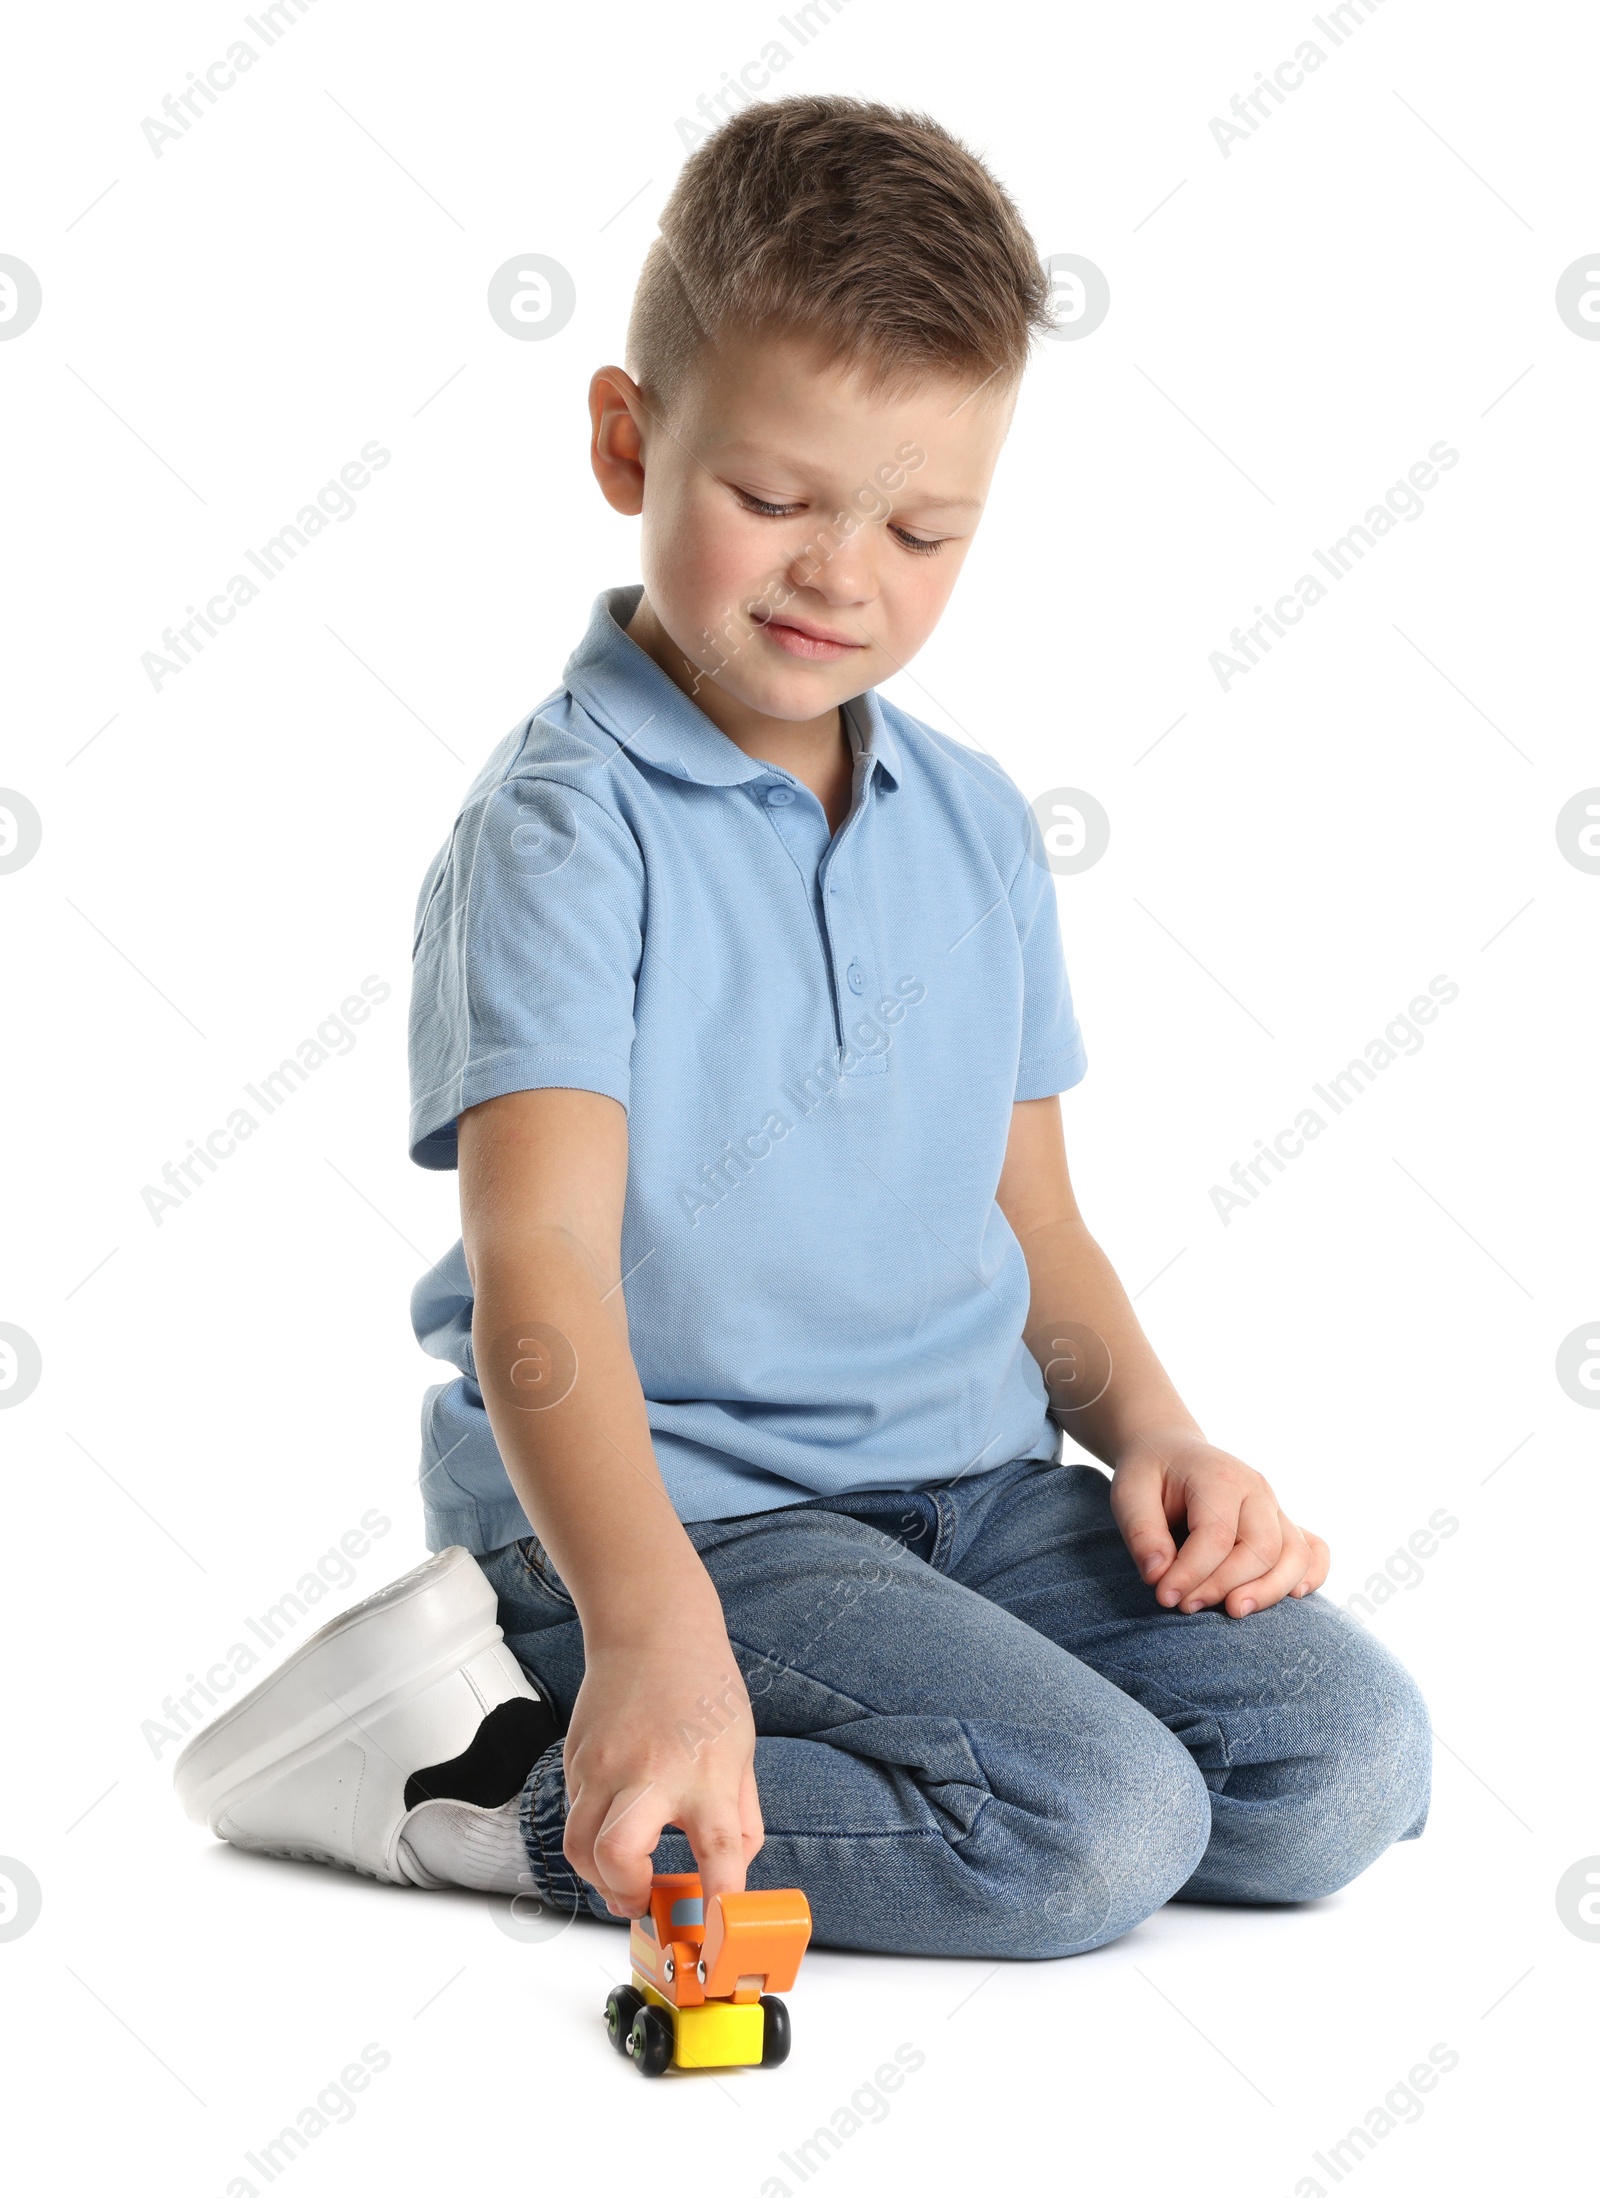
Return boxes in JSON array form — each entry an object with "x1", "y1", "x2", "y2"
[{"x1": 625, "y1": 593, "x2": 854, "y2": 832}]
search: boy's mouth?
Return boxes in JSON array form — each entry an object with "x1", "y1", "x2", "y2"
[{"x1": 755, "y1": 612, "x2": 865, "y2": 663}]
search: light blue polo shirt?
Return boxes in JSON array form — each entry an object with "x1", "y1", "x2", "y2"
[{"x1": 408, "y1": 584, "x2": 1088, "y2": 1554}]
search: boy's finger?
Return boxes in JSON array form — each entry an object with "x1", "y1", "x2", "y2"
[
  {"x1": 1223, "y1": 1528, "x2": 1313, "y2": 1615},
  {"x1": 1287, "y1": 1532, "x2": 1330, "y2": 1597},
  {"x1": 1125, "y1": 1527, "x2": 1178, "y2": 1583},
  {"x1": 588, "y1": 1780, "x2": 666, "y2": 1915},
  {"x1": 1299, "y1": 1531, "x2": 1331, "y2": 1589},
  {"x1": 1152, "y1": 1507, "x2": 1237, "y2": 1606},
  {"x1": 1172, "y1": 1493, "x2": 1286, "y2": 1610},
  {"x1": 561, "y1": 1781, "x2": 607, "y2": 1894},
  {"x1": 675, "y1": 1802, "x2": 751, "y2": 1899},
  {"x1": 737, "y1": 1760, "x2": 766, "y2": 1865},
  {"x1": 1110, "y1": 1462, "x2": 1178, "y2": 1581}
]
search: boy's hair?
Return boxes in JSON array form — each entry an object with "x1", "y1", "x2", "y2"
[{"x1": 627, "y1": 95, "x2": 1051, "y2": 410}]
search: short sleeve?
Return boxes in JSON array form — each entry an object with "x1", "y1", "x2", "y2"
[
  {"x1": 1008, "y1": 813, "x2": 1088, "y2": 1101},
  {"x1": 408, "y1": 775, "x2": 645, "y2": 1168}
]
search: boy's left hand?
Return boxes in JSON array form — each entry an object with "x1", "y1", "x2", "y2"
[{"x1": 1109, "y1": 1430, "x2": 1329, "y2": 1617}]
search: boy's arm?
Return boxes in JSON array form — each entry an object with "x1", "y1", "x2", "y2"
[
  {"x1": 457, "y1": 1087, "x2": 762, "y2": 1916},
  {"x1": 995, "y1": 1096, "x2": 1330, "y2": 1618}
]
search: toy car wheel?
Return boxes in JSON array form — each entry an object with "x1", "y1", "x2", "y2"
[
  {"x1": 759, "y1": 1994, "x2": 792, "y2": 2067},
  {"x1": 630, "y1": 2005, "x2": 675, "y2": 2077},
  {"x1": 605, "y1": 1985, "x2": 645, "y2": 2055}
]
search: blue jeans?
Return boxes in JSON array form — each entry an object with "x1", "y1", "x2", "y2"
[{"x1": 478, "y1": 1456, "x2": 1431, "y2": 1958}]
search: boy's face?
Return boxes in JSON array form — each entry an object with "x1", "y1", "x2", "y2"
[{"x1": 590, "y1": 330, "x2": 1015, "y2": 727}]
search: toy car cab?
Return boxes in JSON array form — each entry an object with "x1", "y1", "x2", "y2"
[{"x1": 604, "y1": 1871, "x2": 812, "y2": 2076}]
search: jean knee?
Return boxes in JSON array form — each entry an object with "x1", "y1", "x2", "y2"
[
  {"x1": 1262, "y1": 1631, "x2": 1434, "y2": 1902},
  {"x1": 1339, "y1": 1650, "x2": 1433, "y2": 1859},
  {"x1": 1023, "y1": 1725, "x2": 1211, "y2": 1958}
]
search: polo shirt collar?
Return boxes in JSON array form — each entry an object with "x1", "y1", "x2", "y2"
[{"x1": 564, "y1": 584, "x2": 901, "y2": 790}]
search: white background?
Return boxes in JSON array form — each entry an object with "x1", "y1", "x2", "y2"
[{"x1": 1, "y1": 0, "x2": 1595, "y2": 2190}]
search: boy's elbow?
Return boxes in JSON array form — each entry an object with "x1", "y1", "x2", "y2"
[{"x1": 468, "y1": 1221, "x2": 599, "y2": 1307}]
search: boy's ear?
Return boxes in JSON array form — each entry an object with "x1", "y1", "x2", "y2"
[{"x1": 589, "y1": 365, "x2": 648, "y2": 516}]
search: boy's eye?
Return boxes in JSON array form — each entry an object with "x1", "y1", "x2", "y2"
[
  {"x1": 735, "y1": 488, "x2": 804, "y2": 517},
  {"x1": 734, "y1": 485, "x2": 945, "y2": 555}
]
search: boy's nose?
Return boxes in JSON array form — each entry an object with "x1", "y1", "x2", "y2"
[{"x1": 782, "y1": 541, "x2": 876, "y2": 610}]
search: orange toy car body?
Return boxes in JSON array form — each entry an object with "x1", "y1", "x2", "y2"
[{"x1": 604, "y1": 1872, "x2": 812, "y2": 2076}]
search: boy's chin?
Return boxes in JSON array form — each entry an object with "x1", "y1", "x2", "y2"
[
  {"x1": 690, "y1": 659, "x2": 858, "y2": 725},
  {"x1": 745, "y1": 672, "x2": 857, "y2": 720}
]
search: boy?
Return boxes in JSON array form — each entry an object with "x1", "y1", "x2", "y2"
[{"x1": 175, "y1": 96, "x2": 1430, "y2": 1957}]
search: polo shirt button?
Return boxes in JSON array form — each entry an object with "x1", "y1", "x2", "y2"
[
  {"x1": 765, "y1": 784, "x2": 794, "y2": 806},
  {"x1": 847, "y1": 961, "x2": 865, "y2": 994}
]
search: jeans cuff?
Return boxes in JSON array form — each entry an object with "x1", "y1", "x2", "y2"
[{"x1": 520, "y1": 1739, "x2": 594, "y2": 1916}]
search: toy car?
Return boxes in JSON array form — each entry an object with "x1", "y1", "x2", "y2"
[{"x1": 604, "y1": 1871, "x2": 812, "y2": 2077}]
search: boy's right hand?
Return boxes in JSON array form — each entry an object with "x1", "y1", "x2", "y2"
[{"x1": 560, "y1": 1601, "x2": 763, "y2": 1917}]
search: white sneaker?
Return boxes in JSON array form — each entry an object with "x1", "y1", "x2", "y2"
[{"x1": 173, "y1": 1547, "x2": 560, "y2": 1886}]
